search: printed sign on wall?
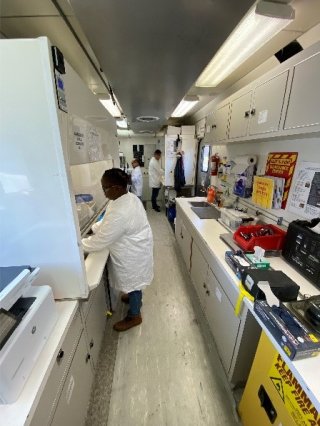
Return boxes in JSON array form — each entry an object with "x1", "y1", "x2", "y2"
[{"x1": 265, "y1": 152, "x2": 298, "y2": 209}]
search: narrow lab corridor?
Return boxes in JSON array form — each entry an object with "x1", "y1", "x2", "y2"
[{"x1": 86, "y1": 209, "x2": 239, "y2": 426}]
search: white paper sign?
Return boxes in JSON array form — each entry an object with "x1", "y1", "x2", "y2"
[
  {"x1": 258, "y1": 109, "x2": 268, "y2": 124},
  {"x1": 288, "y1": 161, "x2": 320, "y2": 219}
]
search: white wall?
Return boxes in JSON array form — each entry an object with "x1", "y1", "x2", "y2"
[
  {"x1": 118, "y1": 136, "x2": 165, "y2": 170},
  {"x1": 64, "y1": 62, "x2": 119, "y2": 166}
]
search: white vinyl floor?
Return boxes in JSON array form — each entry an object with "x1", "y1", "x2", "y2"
[{"x1": 87, "y1": 209, "x2": 240, "y2": 426}]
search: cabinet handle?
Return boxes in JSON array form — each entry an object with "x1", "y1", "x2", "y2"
[
  {"x1": 250, "y1": 108, "x2": 256, "y2": 116},
  {"x1": 206, "y1": 290, "x2": 210, "y2": 296},
  {"x1": 203, "y1": 283, "x2": 207, "y2": 288},
  {"x1": 57, "y1": 349, "x2": 64, "y2": 362},
  {"x1": 85, "y1": 353, "x2": 91, "y2": 363},
  {"x1": 212, "y1": 124, "x2": 217, "y2": 129},
  {"x1": 89, "y1": 339, "x2": 94, "y2": 349},
  {"x1": 181, "y1": 234, "x2": 184, "y2": 239},
  {"x1": 244, "y1": 111, "x2": 250, "y2": 118}
]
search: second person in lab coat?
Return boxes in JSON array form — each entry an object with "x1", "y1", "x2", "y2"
[
  {"x1": 130, "y1": 158, "x2": 143, "y2": 200},
  {"x1": 148, "y1": 149, "x2": 164, "y2": 212},
  {"x1": 82, "y1": 168, "x2": 153, "y2": 332}
]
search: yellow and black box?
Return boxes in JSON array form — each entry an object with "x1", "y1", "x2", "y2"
[{"x1": 238, "y1": 331, "x2": 320, "y2": 426}]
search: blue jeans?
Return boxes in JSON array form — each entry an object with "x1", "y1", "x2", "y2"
[
  {"x1": 151, "y1": 187, "x2": 160, "y2": 209},
  {"x1": 128, "y1": 290, "x2": 142, "y2": 316}
]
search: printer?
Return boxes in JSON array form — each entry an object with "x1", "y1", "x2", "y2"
[{"x1": 0, "y1": 266, "x2": 57, "y2": 404}]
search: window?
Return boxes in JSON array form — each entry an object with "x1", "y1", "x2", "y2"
[{"x1": 201, "y1": 145, "x2": 210, "y2": 172}]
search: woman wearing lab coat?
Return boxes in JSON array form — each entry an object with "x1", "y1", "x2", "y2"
[
  {"x1": 130, "y1": 158, "x2": 143, "y2": 199},
  {"x1": 148, "y1": 149, "x2": 164, "y2": 211},
  {"x1": 82, "y1": 168, "x2": 153, "y2": 332}
]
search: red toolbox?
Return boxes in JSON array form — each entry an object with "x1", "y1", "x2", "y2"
[{"x1": 233, "y1": 224, "x2": 286, "y2": 251}]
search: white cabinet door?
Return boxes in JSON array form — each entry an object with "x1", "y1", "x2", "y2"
[
  {"x1": 30, "y1": 310, "x2": 83, "y2": 426},
  {"x1": 249, "y1": 71, "x2": 289, "y2": 135},
  {"x1": 85, "y1": 281, "x2": 107, "y2": 367},
  {"x1": 175, "y1": 216, "x2": 192, "y2": 271},
  {"x1": 229, "y1": 91, "x2": 252, "y2": 139},
  {"x1": 284, "y1": 52, "x2": 320, "y2": 130},
  {"x1": 190, "y1": 242, "x2": 208, "y2": 309},
  {"x1": 204, "y1": 269, "x2": 240, "y2": 373},
  {"x1": 213, "y1": 102, "x2": 230, "y2": 142},
  {"x1": 51, "y1": 331, "x2": 93, "y2": 426}
]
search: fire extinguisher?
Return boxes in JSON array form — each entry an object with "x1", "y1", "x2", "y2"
[{"x1": 210, "y1": 153, "x2": 220, "y2": 176}]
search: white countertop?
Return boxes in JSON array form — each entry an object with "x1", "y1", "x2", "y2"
[
  {"x1": 176, "y1": 197, "x2": 320, "y2": 411},
  {"x1": 85, "y1": 248, "x2": 109, "y2": 291},
  {"x1": 0, "y1": 300, "x2": 78, "y2": 426}
]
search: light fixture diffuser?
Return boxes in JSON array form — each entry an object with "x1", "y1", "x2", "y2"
[
  {"x1": 171, "y1": 95, "x2": 199, "y2": 118},
  {"x1": 116, "y1": 118, "x2": 128, "y2": 129},
  {"x1": 196, "y1": 2, "x2": 294, "y2": 88},
  {"x1": 98, "y1": 94, "x2": 122, "y2": 117}
]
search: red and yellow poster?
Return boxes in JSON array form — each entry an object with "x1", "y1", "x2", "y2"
[{"x1": 265, "y1": 152, "x2": 298, "y2": 208}]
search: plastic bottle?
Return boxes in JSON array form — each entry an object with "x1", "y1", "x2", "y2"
[{"x1": 207, "y1": 186, "x2": 216, "y2": 204}]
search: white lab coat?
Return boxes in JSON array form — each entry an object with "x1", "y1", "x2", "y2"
[
  {"x1": 82, "y1": 192, "x2": 153, "y2": 292},
  {"x1": 131, "y1": 166, "x2": 143, "y2": 197},
  {"x1": 148, "y1": 157, "x2": 164, "y2": 188}
]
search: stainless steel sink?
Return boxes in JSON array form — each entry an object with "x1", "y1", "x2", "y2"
[
  {"x1": 189, "y1": 201, "x2": 211, "y2": 207},
  {"x1": 191, "y1": 206, "x2": 221, "y2": 219}
]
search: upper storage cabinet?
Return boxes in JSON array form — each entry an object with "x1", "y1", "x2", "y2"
[
  {"x1": 284, "y1": 52, "x2": 320, "y2": 130},
  {"x1": 249, "y1": 70, "x2": 289, "y2": 135},
  {"x1": 229, "y1": 91, "x2": 252, "y2": 139},
  {"x1": 212, "y1": 102, "x2": 230, "y2": 142}
]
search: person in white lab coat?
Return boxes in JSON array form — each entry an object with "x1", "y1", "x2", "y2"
[
  {"x1": 148, "y1": 149, "x2": 164, "y2": 212},
  {"x1": 82, "y1": 168, "x2": 153, "y2": 332},
  {"x1": 131, "y1": 158, "x2": 143, "y2": 199}
]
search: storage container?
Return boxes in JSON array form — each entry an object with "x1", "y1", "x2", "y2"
[
  {"x1": 233, "y1": 224, "x2": 286, "y2": 251},
  {"x1": 220, "y1": 208, "x2": 253, "y2": 230}
]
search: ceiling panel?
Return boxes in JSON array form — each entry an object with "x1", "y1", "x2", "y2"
[{"x1": 69, "y1": 0, "x2": 254, "y2": 132}]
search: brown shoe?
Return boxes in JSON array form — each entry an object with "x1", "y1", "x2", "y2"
[
  {"x1": 113, "y1": 315, "x2": 142, "y2": 332},
  {"x1": 121, "y1": 293, "x2": 129, "y2": 304}
]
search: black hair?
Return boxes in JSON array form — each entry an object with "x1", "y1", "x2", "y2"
[
  {"x1": 154, "y1": 149, "x2": 162, "y2": 155},
  {"x1": 133, "y1": 158, "x2": 141, "y2": 166},
  {"x1": 102, "y1": 168, "x2": 128, "y2": 188}
]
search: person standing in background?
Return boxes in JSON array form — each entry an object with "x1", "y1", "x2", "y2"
[
  {"x1": 148, "y1": 149, "x2": 164, "y2": 212},
  {"x1": 131, "y1": 158, "x2": 143, "y2": 200}
]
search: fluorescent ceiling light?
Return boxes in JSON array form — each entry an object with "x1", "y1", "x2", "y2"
[
  {"x1": 98, "y1": 95, "x2": 122, "y2": 117},
  {"x1": 116, "y1": 118, "x2": 128, "y2": 129},
  {"x1": 171, "y1": 95, "x2": 199, "y2": 118},
  {"x1": 196, "y1": 1, "x2": 294, "y2": 87}
]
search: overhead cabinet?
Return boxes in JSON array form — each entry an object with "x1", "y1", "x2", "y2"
[
  {"x1": 229, "y1": 91, "x2": 252, "y2": 139},
  {"x1": 249, "y1": 70, "x2": 289, "y2": 135},
  {"x1": 284, "y1": 51, "x2": 320, "y2": 130},
  {"x1": 212, "y1": 102, "x2": 230, "y2": 142},
  {"x1": 208, "y1": 42, "x2": 320, "y2": 143}
]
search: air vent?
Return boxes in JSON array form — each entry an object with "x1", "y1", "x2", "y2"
[{"x1": 136, "y1": 116, "x2": 159, "y2": 123}]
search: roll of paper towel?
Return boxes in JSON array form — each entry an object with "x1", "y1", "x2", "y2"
[{"x1": 232, "y1": 155, "x2": 257, "y2": 174}]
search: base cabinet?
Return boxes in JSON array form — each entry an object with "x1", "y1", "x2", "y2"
[
  {"x1": 84, "y1": 282, "x2": 108, "y2": 368},
  {"x1": 30, "y1": 310, "x2": 84, "y2": 426},
  {"x1": 175, "y1": 215, "x2": 192, "y2": 271},
  {"x1": 51, "y1": 331, "x2": 94, "y2": 426},
  {"x1": 177, "y1": 211, "x2": 261, "y2": 386},
  {"x1": 204, "y1": 268, "x2": 240, "y2": 372}
]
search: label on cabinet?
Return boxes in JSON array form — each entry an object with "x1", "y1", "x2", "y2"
[
  {"x1": 215, "y1": 287, "x2": 222, "y2": 303},
  {"x1": 258, "y1": 110, "x2": 268, "y2": 124}
]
